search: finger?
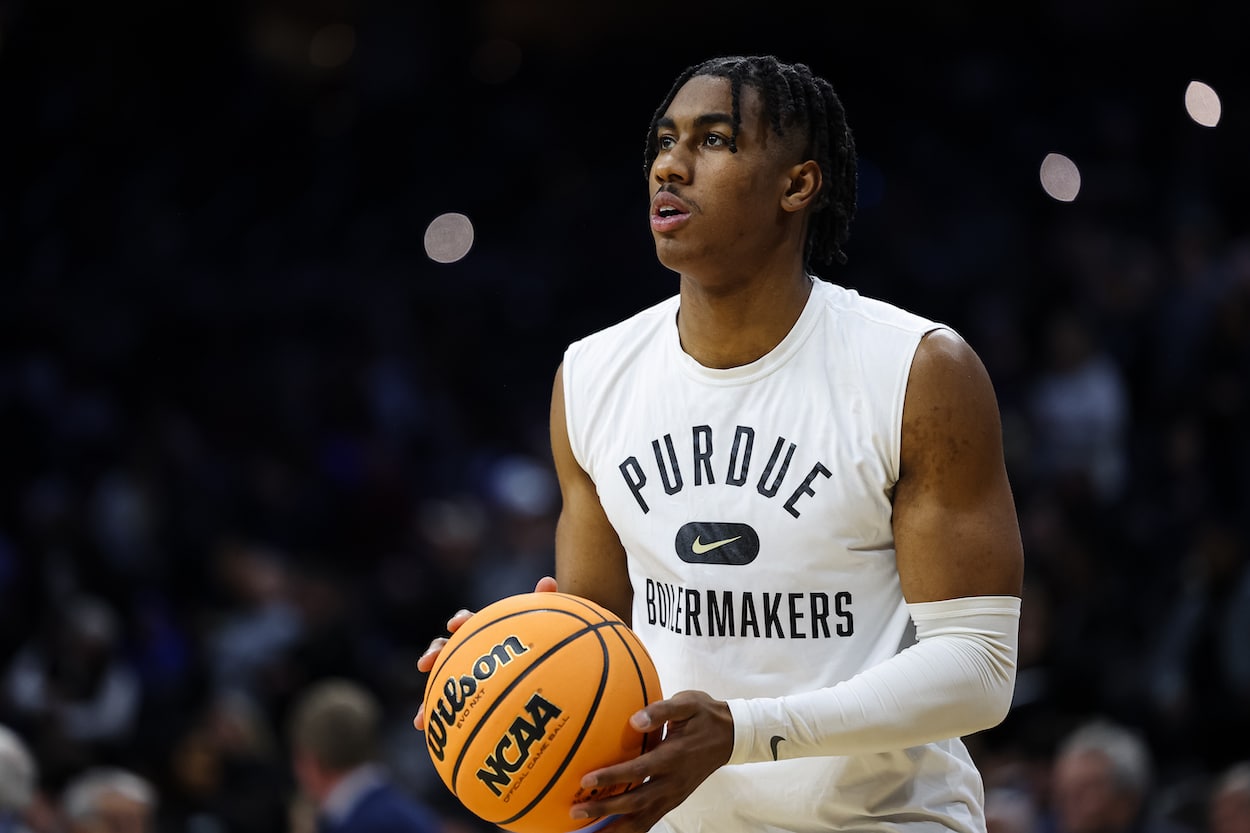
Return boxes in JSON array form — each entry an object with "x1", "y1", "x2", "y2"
[
  {"x1": 534, "y1": 575, "x2": 558, "y2": 593},
  {"x1": 416, "y1": 637, "x2": 449, "y2": 673},
  {"x1": 581, "y1": 750, "x2": 653, "y2": 791},
  {"x1": 626, "y1": 693, "x2": 697, "y2": 732},
  {"x1": 571, "y1": 814, "x2": 622, "y2": 833},
  {"x1": 571, "y1": 779, "x2": 656, "y2": 826},
  {"x1": 630, "y1": 708, "x2": 657, "y2": 732},
  {"x1": 413, "y1": 704, "x2": 426, "y2": 731},
  {"x1": 447, "y1": 608, "x2": 474, "y2": 632}
]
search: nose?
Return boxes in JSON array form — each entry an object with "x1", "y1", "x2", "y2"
[{"x1": 651, "y1": 143, "x2": 690, "y2": 185}]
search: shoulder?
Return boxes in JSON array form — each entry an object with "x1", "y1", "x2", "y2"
[
  {"x1": 349, "y1": 783, "x2": 440, "y2": 831},
  {"x1": 566, "y1": 293, "x2": 678, "y2": 356},
  {"x1": 811, "y1": 278, "x2": 944, "y2": 338},
  {"x1": 908, "y1": 328, "x2": 992, "y2": 392},
  {"x1": 900, "y1": 328, "x2": 1004, "y2": 473},
  {"x1": 561, "y1": 294, "x2": 678, "y2": 395}
]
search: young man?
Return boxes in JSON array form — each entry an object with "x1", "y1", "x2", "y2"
[{"x1": 419, "y1": 54, "x2": 1023, "y2": 833}]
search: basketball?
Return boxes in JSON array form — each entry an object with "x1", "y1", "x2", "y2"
[{"x1": 422, "y1": 591, "x2": 663, "y2": 833}]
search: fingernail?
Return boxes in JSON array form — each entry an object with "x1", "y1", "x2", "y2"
[
  {"x1": 630, "y1": 710, "x2": 651, "y2": 730},
  {"x1": 581, "y1": 774, "x2": 597, "y2": 789},
  {"x1": 570, "y1": 809, "x2": 588, "y2": 820}
]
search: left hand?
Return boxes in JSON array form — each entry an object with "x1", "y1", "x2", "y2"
[{"x1": 570, "y1": 690, "x2": 734, "y2": 833}]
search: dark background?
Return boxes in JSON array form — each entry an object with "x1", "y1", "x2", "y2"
[{"x1": 1, "y1": 1, "x2": 1248, "y2": 831}]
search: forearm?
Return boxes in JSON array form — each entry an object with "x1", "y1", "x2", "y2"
[{"x1": 726, "y1": 596, "x2": 1020, "y2": 763}]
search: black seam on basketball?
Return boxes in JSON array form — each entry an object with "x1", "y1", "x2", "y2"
[
  {"x1": 497, "y1": 622, "x2": 612, "y2": 826},
  {"x1": 425, "y1": 598, "x2": 599, "y2": 687},
  {"x1": 604, "y1": 623, "x2": 660, "y2": 758},
  {"x1": 449, "y1": 619, "x2": 602, "y2": 792},
  {"x1": 549, "y1": 593, "x2": 614, "y2": 623}
]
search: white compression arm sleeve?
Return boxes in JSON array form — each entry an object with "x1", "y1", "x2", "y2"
[{"x1": 725, "y1": 595, "x2": 1021, "y2": 763}]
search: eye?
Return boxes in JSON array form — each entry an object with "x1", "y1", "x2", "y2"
[
  {"x1": 657, "y1": 135, "x2": 676, "y2": 150},
  {"x1": 704, "y1": 133, "x2": 729, "y2": 148}
]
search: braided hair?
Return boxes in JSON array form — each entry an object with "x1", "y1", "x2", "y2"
[{"x1": 642, "y1": 55, "x2": 858, "y2": 268}]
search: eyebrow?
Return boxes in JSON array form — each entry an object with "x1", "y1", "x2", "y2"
[{"x1": 655, "y1": 112, "x2": 735, "y2": 133}]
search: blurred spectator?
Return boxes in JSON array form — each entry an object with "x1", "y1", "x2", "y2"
[
  {"x1": 1027, "y1": 310, "x2": 1130, "y2": 503},
  {"x1": 202, "y1": 540, "x2": 303, "y2": 705},
  {"x1": 1, "y1": 596, "x2": 141, "y2": 784},
  {"x1": 1208, "y1": 762, "x2": 1250, "y2": 833},
  {"x1": 0, "y1": 724, "x2": 37, "y2": 833},
  {"x1": 1044, "y1": 719, "x2": 1189, "y2": 833},
  {"x1": 987, "y1": 786, "x2": 1041, "y2": 833},
  {"x1": 59, "y1": 768, "x2": 156, "y2": 833},
  {"x1": 287, "y1": 678, "x2": 442, "y2": 833},
  {"x1": 368, "y1": 496, "x2": 487, "y2": 665},
  {"x1": 1148, "y1": 516, "x2": 1250, "y2": 772},
  {"x1": 167, "y1": 690, "x2": 288, "y2": 833},
  {"x1": 470, "y1": 454, "x2": 558, "y2": 608}
]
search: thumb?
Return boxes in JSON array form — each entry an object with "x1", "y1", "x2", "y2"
[{"x1": 534, "y1": 576, "x2": 558, "y2": 593}]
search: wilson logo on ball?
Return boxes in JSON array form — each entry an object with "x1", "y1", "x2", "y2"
[
  {"x1": 476, "y1": 692, "x2": 564, "y2": 797},
  {"x1": 427, "y1": 635, "x2": 529, "y2": 762}
]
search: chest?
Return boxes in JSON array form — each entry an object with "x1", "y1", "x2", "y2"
[{"x1": 584, "y1": 354, "x2": 899, "y2": 583}]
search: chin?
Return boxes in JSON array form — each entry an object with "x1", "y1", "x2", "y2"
[{"x1": 653, "y1": 237, "x2": 699, "y2": 274}]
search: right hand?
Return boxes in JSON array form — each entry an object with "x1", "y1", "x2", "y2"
[{"x1": 412, "y1": 575, "x2": 558, "y2": 731}]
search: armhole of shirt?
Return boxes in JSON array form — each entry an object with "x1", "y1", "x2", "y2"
[
  {"x1": 890, "y1": 324, "x2": 952, "y2": 484},
  {"x1": 562, "y1": 343, "x2": 589, "y2": 475}
]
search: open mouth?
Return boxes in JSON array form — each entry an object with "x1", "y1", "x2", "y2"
[{"x1": 651, "y1": 192, "x2": 692, "y2": 230}]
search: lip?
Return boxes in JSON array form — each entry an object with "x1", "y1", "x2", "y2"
[{"x1": 650, "y1": 190, "x2": 692, "y2": 233}]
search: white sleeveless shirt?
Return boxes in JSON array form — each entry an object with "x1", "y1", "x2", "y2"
[{"x1": 562, "y1": 278, "x2": 987, "y2": 833}]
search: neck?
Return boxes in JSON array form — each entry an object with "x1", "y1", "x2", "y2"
[{"x1": 676, "y1": 267, "x2": 812, "y2": 368}]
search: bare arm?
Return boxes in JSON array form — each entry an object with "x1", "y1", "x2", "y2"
[
  {"x1": 893, "y1": 328, "x2": 1024, "y2": 603},
  {"x1": 550, "y1": 362, "x2": 634, "y2": 623}
]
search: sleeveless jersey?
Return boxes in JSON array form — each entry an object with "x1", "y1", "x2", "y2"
[{"x1": 561, "y1": 278, "x2": 988, "y2": 833}]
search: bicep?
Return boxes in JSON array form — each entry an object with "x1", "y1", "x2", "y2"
[
  {"x1": 893, "y1": 330, "x2": 1024, "y2": 603},
  {"x1": 550, "y1": 363, "x2": 634, "y2": 623}
]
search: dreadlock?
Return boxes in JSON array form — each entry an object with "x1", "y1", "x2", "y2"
[{"x1": 642, "y1": 55, "x2": 858, "y2": 269}]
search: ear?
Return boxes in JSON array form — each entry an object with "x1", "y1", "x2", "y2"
[{"x1": 780, "y1": 160, "x2": 822, "y2": 214}]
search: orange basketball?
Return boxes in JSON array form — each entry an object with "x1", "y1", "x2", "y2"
[{"x1": 422, "y1": 591, "x2": 663, "y2": 833}]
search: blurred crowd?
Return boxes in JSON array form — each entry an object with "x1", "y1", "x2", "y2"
[{"x1": 2, "y1": 1, "x2": 1250, "y2": 832}]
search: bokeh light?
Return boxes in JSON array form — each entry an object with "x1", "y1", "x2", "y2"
[
  {"x1": 1184, "y1": 80, "x2": 1221, "y2": 127},
  {"x1": 1039, "y1": 153, "x2": 1081, "y2": 202},
  {"x1": 424, "y1": 213, "x2": 475, "y2": 263}
]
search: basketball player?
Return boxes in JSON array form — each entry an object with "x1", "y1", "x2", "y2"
[{"x1": 418, "y1": 54, "x2": 1024, "y2": 833}]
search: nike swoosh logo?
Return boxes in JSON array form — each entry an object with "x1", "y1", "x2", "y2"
[
  {"x1": 770, "y1": 735, "x2": 786, "y2": 761},
  {"x1": 691, "y1": 535, "x2": 742, "y2": 554},
  {"x1": 675, "y1": 523, "x2": 759, "y2": 565}
]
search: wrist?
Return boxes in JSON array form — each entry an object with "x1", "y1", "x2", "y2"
[{"x1": 725, "y1": 698, "x2": 767, "y2": 765}]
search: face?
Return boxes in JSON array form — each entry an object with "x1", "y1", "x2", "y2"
[
  {"x1": 1051, "y1": 750, "x2": 1139, "y2": 833},
  {"x1": 72, "y1": 791, "x2": 153, "y2": 833},
  {"x1": 647, "y1": 74, "x2": 807, "y2": 280},
  {"x1": 1210, "y1": 784, "x2": 1250, "y2": 833}
]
